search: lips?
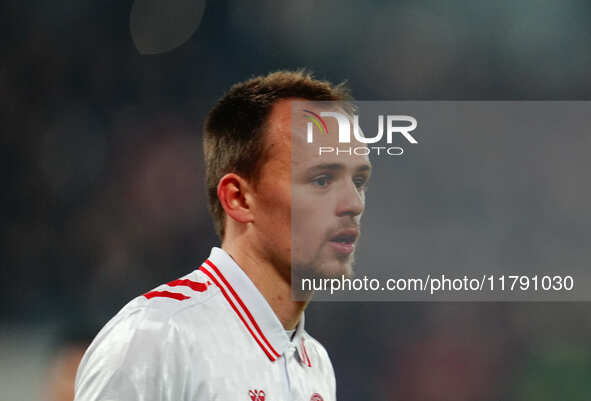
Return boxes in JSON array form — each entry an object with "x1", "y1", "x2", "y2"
[
  {"x1": 330, "y1": 230, "x2": 358, "y2": 244},
  {"x1": 329, "y1": 228, "x2": 359, "y2": 255}
]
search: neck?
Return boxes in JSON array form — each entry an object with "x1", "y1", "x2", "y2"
[{"x1": 222, "y1": 238, "x2": 309, "y2": 330}]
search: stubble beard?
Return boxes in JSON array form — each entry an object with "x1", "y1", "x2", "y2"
[{"x1": 292, "y1": 247, "x2": 357, "y2": 280}]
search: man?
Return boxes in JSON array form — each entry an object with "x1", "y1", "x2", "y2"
[{"x1": 74, "y1": 70, "x2": 371, "y2": 401}]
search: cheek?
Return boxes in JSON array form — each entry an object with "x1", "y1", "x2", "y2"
[
  {"x1": 292, "y1": 193, "x2": 329, "y2": 242},
  {"x1": 256, "y1": 181, "x2": 291, "y2": 237},
  {"x1": 269, "y1": 189, "x2": 291, "y2": 222}
]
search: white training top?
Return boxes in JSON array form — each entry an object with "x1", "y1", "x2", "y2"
[{"x1": 74, "y1": 247, "x2": 336, "y2": 401}]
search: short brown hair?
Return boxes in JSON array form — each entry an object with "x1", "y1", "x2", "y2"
[{"x1": 203, "y1": 70, "x2": 351, "y2": 238}]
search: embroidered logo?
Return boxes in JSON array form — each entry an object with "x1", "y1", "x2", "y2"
[
  {"x1": 310, "y1": 393, "x2": 324, "y2": 401},
  {"x1": 249, "y1": 389, "x2": 266, "y2": 401}
]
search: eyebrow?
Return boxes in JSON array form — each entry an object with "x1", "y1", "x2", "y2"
[{"x1": 307, "y1": 163, "x2": 372, "y2": 174}]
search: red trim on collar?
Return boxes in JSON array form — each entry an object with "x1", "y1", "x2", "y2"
[
  {"x1": 204, "y1": 259, "x2": 281, "y2": 359},
  {"x1": 200, "y1": 263, "x2": 278, "y2": 361},
  {"x1": 301, "y1": 337, "x2": 312, "y2": 367}
]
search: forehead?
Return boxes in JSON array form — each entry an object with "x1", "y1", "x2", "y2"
[{"x1": 265, "y1": 98, "x2": 371, "y2": 170}]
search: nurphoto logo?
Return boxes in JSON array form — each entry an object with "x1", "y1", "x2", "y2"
[{"x1": 305, "y1": 109, "x2": 418, "y2": 156}]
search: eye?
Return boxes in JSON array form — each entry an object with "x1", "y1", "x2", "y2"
[
  {"x1": 312, "y1": 174, "x2": 331, "y2": 188},
  {"x1": 354, "y1": 175, "x2": 368, "y2": 190}
]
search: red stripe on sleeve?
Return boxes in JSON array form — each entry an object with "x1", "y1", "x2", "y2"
[
  {"x1": 168, "y1": 279, "x2": 208, "y2": 292},
  {"x1": 199, "y1": 265, "x2": 277, "y2": 362},
  {"x1": 205, "y1": 259, "x2": 281, "y2": 359},
  {"x1": 144, "y1": 291, "x2": 190, "y2": 301}
]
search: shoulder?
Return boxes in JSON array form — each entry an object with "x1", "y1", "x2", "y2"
[
  {"x1": 83, "y1": 268, "x2": 219, "y2": 353},
  {"x1": 303, "y1": 332, "x2": 336, "y2": 380},
  {"x1": 92, "y1": 269, "x2": 219, "y2": 338},
  {"x1": 136, "y1": 268, "x2": 218, "y2": 314},
  {"x1": 304, "y1": 333, "x2": 334, "y2": 364},
  {"x1": 74, "y1": 269, "x2": 220, "y2": 400},
  {"x1": 303, "y1": 332, "x2": 337, "y2": 400}
]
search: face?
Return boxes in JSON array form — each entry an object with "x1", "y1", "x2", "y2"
[{"x1": 251, "y1": 99, "x2": 371, "y2": 279}]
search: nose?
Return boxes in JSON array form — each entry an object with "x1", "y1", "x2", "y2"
[{"x1": 335, "y1": 180, "x2": 365, "y2": 217}]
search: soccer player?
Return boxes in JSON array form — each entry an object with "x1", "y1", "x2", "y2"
[{"x1": 74, "y1": 70, "x2": 371, "y2": 401}]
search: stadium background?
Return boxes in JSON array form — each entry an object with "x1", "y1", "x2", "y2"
[{"x1": 2, "y1": 0, "x2": 591, "y2": 400}]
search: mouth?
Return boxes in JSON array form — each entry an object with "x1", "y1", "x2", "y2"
[{"x1": 328, "y1": 229, "x2": 359, "y2": 255}]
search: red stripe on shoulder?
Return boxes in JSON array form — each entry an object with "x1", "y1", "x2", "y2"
[
  {"x1": 168, "y1": 279, "x2": 209, "y2": 292},
  {"x1": 144, "y1": 291, "x2": 190, "y2": 301}
]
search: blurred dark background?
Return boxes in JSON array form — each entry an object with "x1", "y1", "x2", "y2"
[{"x1": 2, "y1": 0, "x2": 591, "y2": 400}]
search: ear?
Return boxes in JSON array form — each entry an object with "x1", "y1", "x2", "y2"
[{"x1": 217, "y1": 173, "x2": 254, "y2": 226}]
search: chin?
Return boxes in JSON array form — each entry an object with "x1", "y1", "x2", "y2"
[
  {"x1": 292, "y1": 248, "x2": 357, "y2": 278},
  {"x1": 330, "y1": 261, "x2": 355, "y2": 278},
  {"x1": 311, "y1": 257, "x2": 355, "y2": 279},
  {"x1": 331, "y1": 251, "x2": 357, "y2": 276}
]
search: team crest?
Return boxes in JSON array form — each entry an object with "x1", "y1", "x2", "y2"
[
  {"x1": 249, "y1": 389, "x2": 266, "y2": 401},
  {"x1": 310, "y1": 393, "x2": 324, "y2": 401}
]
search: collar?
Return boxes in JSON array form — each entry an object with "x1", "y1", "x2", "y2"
[
  {"x1": 293, "y1": 313, "x2": 312, "y2": 367},
  {"x1": 199, "y1": 247, "x2": 310, "y2": 364}
]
